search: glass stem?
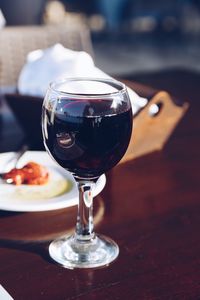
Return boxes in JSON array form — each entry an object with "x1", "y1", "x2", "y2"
[{"x1": 75, "y1": 181, "x2": 95, "y2": 242}]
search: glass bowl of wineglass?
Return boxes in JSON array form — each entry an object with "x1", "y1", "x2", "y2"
[{"x1": 42, "y1": 77, "x2": 133, "y2": 269}]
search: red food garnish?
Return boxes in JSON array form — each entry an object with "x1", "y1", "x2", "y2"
[{"x1": 3, "y1": 162, "x2": 49, "y2": 185}]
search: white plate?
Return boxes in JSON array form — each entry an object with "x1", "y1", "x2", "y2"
[{"x1": 0, "y1": 151, "x2": 106, "y2": 212}]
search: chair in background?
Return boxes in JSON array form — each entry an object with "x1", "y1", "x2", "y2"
[{"x1": 0, "y1": 23, "x2": 93, "y2": 89}]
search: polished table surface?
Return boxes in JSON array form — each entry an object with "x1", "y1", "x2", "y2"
[{"x1": 0, "y1": 80, "x2": 200, "y2": 299}]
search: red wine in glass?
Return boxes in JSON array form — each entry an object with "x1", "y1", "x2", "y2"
[
  {"x1": 43, "y1": 98, "x2": 132, "y2": 179},
  {"x1": 42, "y1": 78, "x2": 133, "y2": 269}
]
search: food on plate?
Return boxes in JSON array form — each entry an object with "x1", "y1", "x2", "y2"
[{"x1": 3, "y1": 162, "x2": 49, "y2": 185}]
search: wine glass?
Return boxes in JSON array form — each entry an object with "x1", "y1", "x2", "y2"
[{"x1": 42, "y1": 77, "x2": 133, "y2": 269}]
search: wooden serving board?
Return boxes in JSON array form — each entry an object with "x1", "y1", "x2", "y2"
[{"x1": 121, "y1": 91, "x2": 189, "y2": 162}]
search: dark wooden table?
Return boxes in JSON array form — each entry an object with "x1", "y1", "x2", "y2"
[{"x1": 0, "y1": 80, "x2": 200, "y2": 299}]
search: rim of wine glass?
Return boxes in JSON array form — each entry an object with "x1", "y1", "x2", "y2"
[{"x1": 49, "y1": 77, "x2": 128, "y2": 99}]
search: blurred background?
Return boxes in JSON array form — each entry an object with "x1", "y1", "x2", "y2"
[{"x1": 1, "y1": 0, "x2": 200, "y2": 78}]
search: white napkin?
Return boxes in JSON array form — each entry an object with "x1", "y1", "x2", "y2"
[{"x1": 18, "y1": 44, "x2": 147, "y2": 115}]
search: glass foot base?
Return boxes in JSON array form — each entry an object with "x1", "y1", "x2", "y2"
[{"x1": 49, "y1": 234, "x2": 119, "y2": 269}]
